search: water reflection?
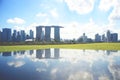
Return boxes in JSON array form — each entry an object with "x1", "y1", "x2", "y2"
[
  {"x1": 0, "y1": 49, "x2": 120, "y2": 80},
  {"x1": 2, "y1": 52, "x2": 11, "y2": 56}
]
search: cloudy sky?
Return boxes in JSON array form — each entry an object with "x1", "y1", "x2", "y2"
[{"x1": 0, "y1": 0, "x2": 120, "y2": 39}]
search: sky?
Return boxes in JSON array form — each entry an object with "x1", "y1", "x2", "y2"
[{"x1": 0, "y1": 0, "x2": 120, "y2": 39}]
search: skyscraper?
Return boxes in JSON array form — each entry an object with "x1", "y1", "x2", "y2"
[
  {"x1": 30, "y1": 30, "x2": 34, "y2": 39},
  {"x1": 12, "y1": 30, "x2": 17, "y2": 42},
  {"x1": 41, "y1": 30, "x2": 44, "y2": 41},
  {"x1": 102, "y1": 34, "x2": 106, "y2": 42},
  {"x1": 36, "y1": 26, "x2": 43, "y2": 41},
  {"x1": 110, "y1": 33, "x2": 118, "y2": 42},
  {"x1": 107, "y1": 30, "x2": 111, "y2": 42},
  {"x1": 82, "y1": 33, "x2": 87, "y2": 43},
  {"x1": 45, "y1": 26, "x2": 51, "y2": 42},
  {"x1": 54, "y1": 26, "x2": 60, "y2": 42},
  {"x1": 21, "y1": 30, "x2": 26, "y2": 41},
  {"x1": 0, "y1": 30, "x2": 2, "y2": 42},
  {"x1": 95, "y1": 33, "x2": 101, "y2": 42},
  {"x1": 2, "y1": 28, "x2": 11, "y2": 42},
  {"x1": 17, "y1": 31, "x2": 21, "y2": 42}
]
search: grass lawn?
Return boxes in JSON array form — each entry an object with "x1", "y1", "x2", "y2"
[{"x1": 0, "y1": 43, "x2": 120, "y2": 52}]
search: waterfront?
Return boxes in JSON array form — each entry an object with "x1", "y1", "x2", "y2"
[{"x1": 0, "y1": 49, "x2": 120, "y2": 80}]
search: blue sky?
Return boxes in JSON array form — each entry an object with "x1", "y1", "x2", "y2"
[{"x1": 0, "y1": 0, "x2": 120, "y2": 39}]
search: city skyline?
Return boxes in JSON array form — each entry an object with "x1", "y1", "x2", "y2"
[
  {"x1": 0, "y1": 27, "x2": 119, "y2": 42},
  {"x1": 0, "y1": 0, "x2": 120, "y2": 39}
]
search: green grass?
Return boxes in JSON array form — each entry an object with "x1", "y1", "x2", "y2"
[{"x1": 0, "y1": 43, "x2": 120, "y2": 52}]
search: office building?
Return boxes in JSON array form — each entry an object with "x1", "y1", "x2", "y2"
[
  {"x1": 12, "y1": 30, "x2": 17, "y2": 42},
  {"x1": 41, "y1": 30, "x2": 44, "y2": 41},
  {"x1": 2, "y1": 28, "x2": 11, "y2": 42},
  {"x1": 102, "y1": 34, "x2": 106, "y2": 42},
  {"x1": 82, "y1": 33, "x2": 87, "y2": 42},
  {"x1": 0, "y1": 30, "x2": 2, "y2": 42},
  {"x1": 21, "y1": 30, "x2": 26, "y2": 41},
  {"x1": 45, "y1": 26, "x2": 51, "y2": 41},
  {"x1": 16, "y1": 31, "x2": 21, "y2": 42},
  {"x1": 110, "y1": 33, "x2": 118, "y2": 42},
  {"x1": 95, "y1": 33, "x2": 101, "y2": 42},
  {"x1": 54, "y1": 26, "x2": 60, "y2": 42},
  {"x1": 30, "y1": 30, "x2": 34, "y2": 39},
  {"x1": 36, "y1": 26, "x2": 43, "y2": 41},
  {"x1": 107, "y1": 30, "x2": 111, "y2": 42}
]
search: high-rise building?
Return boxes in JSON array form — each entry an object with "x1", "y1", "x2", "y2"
[
  {"x1": 30, "y1": 30, "x2": 34, "y2": 39},
  {"x1": 17, "y1": 31, "x2": 21, "y2": 42},
  {"x1": 2, "y1": 28, "x2": 11, "y2": 42},
  {"x1": 110, "y1": 33, "x2": 118, "y2": 42},
  {"x1": 45, "y1": 26, "x2": 51, "y2": 42},
  {"x1": 54, "y1": 26, "x2": 60, "y2": 42},
  {"x1": 21, "y1": 30, "x2": 26, "y2": 41},
  {"x1": 102, "y1": 34, "x2": 106, "y2": 42},
  {"x1": 82, "y1": 33, "x2": 87, "y2": 43},
  {"x1": 107, "y1": 30, "x2": 111, "y2": 42},
  {"x1": 0, "y1": 30, "x2": 2, "y2": 42},
  {"x1": 41, "y1": 30, "x2": 44, "y2": 41},
  {"x1": 36, "y1": 26, "x2": 43, "y2": 41},
  {"x1": 12, "y1": 30, "x2": 17, "y2": 42},
  {"x1": 95, "y1": 33, "x2": 101, "y2": 42}
]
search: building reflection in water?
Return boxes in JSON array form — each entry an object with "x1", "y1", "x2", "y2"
[
  {"x1": 30, "y1": 50, "x2": 33, "y2": 55},
  {"x1": 36, "y1": 49, "x2": 44, "y2": 59},
  {"x1": 35, "y1": 48, "x2": 60, "y2": 59},
  {"x1": 106, "y1": 50, "x2": 118, "y2": 55},
  {"x1": 45, "y1": 49, "x2": 51, "y2": 58},
  {"x1": 2, "y1": 52, "x2": 11, "y2": 56},
  {"x1": 54, "y1": 48, "x2": 60, "y2": 58},
  {"x1": 0, "y1": 49, "x2": 120, "y2": 80}
]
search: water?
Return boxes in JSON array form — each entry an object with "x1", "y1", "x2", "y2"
[{"x1": 0, "y1": 49, "x2": 120, "y2": 80}]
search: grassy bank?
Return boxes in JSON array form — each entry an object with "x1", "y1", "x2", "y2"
[{"x1": 0, "y1": 43, "x2": 120, "y2": 52}]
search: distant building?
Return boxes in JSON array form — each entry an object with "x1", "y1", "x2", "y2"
[
  {"x1": 41, "y1": 30, "x2": 44, "y2": 41},
  {"x1": 36, "y1": 26, "x2": 43, "y2": 41},
  {"x1": 54, "y1": 26, "x2": 60, "y2": 42},
  {"x1": 36, "y1": 25, "x2": 63, "y2": 42},
  {"x1": 16, "y1": 31, "x2": 21, "y2": 42},
  {"x1": 110, "y1": 33, "x2": 118, "y2": 42},
  {"x1": 29, "y1": 30, "x2": 34, "y2": 39},
  {"x1": 2, "y1": 28, "x2": 11, "y2": 42},
  {"x1": 21, "y1": 30, "x2": 26, "y2": 41},
  {"x1": 82, "y1": 33, "x2": 87, "y2": 43},
  {"x1": 0, "y1": 30, "x2": 2, "y2": 42},
  {"x1": 95, "y1": 33, "x2": 101, "y2": 42},
  {"x1": 12, "y1": 30, "x2": 17, "y2": 42},
  {"x1": 107, "y1": 30, "x2": 111, "y2": 42},
  {"x1": 102, "y1": 34, "x2": 106, "y2": 42},
  {"x1": 45, "y1": 26, "x2": 51, "y2": 42}
]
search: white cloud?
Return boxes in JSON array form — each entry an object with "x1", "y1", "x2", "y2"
[
  {"x1": 50, "y1": 8, "x2": 59, "y2": 18},
  {"x1": 36, "y1": 13, "x2": 47, "y2": 17},
  {"x1": 99, "y1": 0, "x2": 120, "y2": 22},
  {"x1": 36, "y1": 68, "x2": 46, "y2": 72},
  {"x1": 7, "y1": 17, "x2": 25, "y2": 24},
  {"x1": 109, "y1": 3, "x2": 120, "y2": 23},
  {"x1": 64, "y1": 0, "x2": 95, "y2": 14},
  {"x1": 99, "y1": 0, "x2": 115, "y2": 11},
  {"x1": 7, "y1": 61, "x2": 25, "y2": 68},
  {"x1": 60, "y1": 18, "x2": 106, "y2": 39}
]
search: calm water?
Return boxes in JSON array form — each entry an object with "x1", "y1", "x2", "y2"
[{"x1": 0, "y1": 49, "x2": 120, "y2": 80}]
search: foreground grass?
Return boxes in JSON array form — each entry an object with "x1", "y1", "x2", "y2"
[{"x1": 0, "y1": 43, "x2": 120, "y2": 52}]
